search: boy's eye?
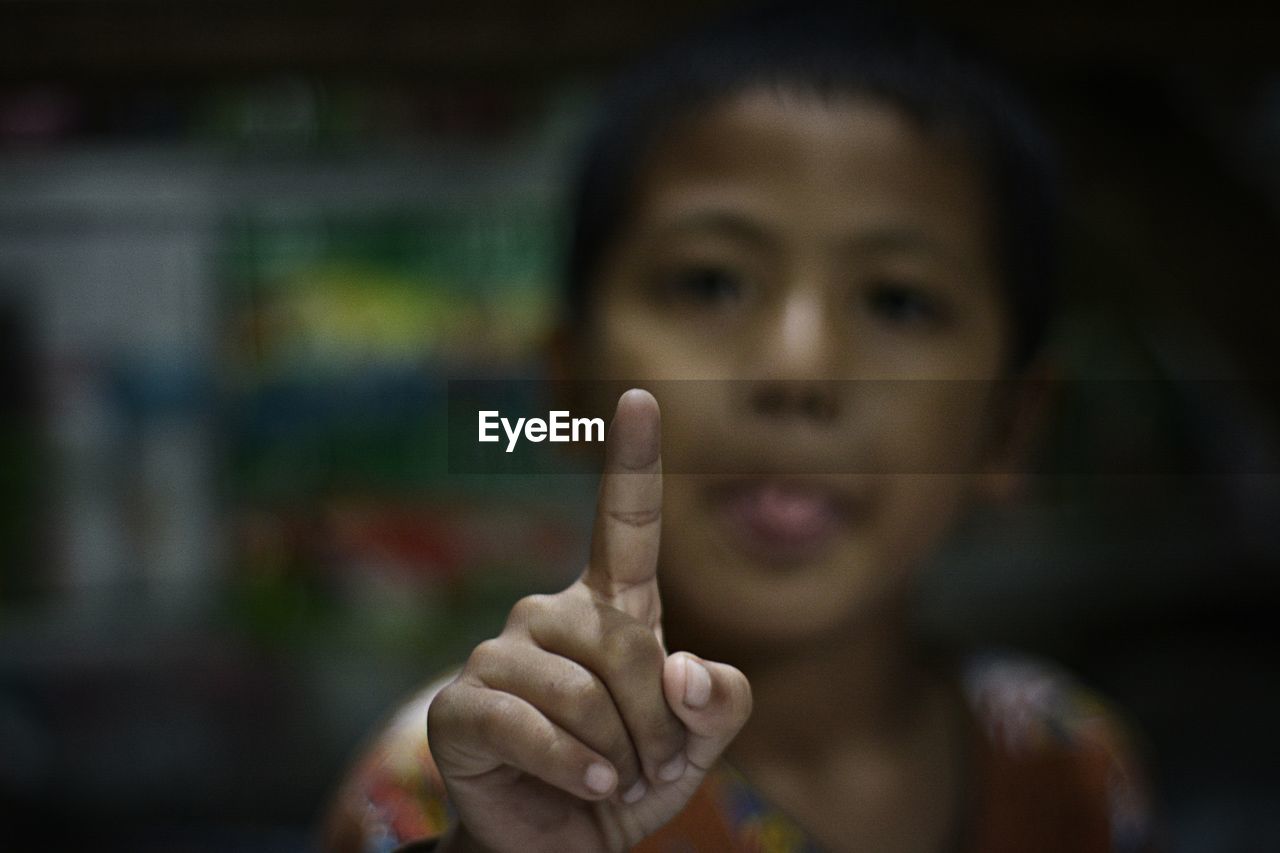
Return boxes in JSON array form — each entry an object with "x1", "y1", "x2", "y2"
[
  {"x1": 664, "y1": 265, "x2": 746, "y2": 306},
  {"x1": 864, "y1": 281, "x2": 946, "y2": 327}
]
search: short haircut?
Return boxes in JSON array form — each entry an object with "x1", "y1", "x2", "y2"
[{"x1": 564, "y1": 2, "x2": 1059, "y2": 369}]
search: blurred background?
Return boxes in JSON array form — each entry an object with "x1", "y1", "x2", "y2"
[{"x1": 0, "y1": 1, "x2": 1277, "y2": 850}]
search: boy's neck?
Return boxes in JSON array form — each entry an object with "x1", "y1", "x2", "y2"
[
  {"x1": 725, "y1": 597, "x2": 937, "y2": 764},
  {"x1": 714, "y1": 601, "x2": 971, "y2": 853}
]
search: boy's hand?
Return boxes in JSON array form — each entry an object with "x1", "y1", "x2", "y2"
[{"x1": 427, "y1": 390, "x2": 753, "y2": 853}]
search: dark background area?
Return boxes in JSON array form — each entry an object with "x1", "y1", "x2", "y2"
[{"x1": 1, "y1": 2, "x2": 1278, "y2": 850}]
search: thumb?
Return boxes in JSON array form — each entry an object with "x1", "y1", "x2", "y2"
[{"x1": 662, "y1": 652, "x2": 753, "y2": 772}]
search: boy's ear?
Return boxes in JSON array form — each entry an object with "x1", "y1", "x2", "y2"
[{"x1": 977, "y1": 358, "x2": 1057, "y2": 504}]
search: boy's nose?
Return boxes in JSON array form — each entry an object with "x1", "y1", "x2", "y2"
[
  {"x1": 748, "y1": 381, "x2": 841, "y2": 422},
  {"x1": 743, "y1": 290, "x2": 843, "y2": 422},
  {"x1": 755, "y1": 290, "x2": 838, "y2": 378}
]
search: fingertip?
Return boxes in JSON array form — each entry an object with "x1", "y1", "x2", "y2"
[
  {"x1": 663, "y1": 652, "x2": 687, "y2": 711},
  {"x1": 618, "y1": 387, "x2": 658, "y2": 414},
  {"x1": 608, "y1": 389, "x2": 661, "y2": 472},
  {"x1": 621, "y1": 778, "x2": 648, "y2": 804},
  {"x1": 667, "y1": 654, "x2": 753, "y2": 724},
  {"x1": 683, "y1": 656, "x2": 712, "y2": 709},
  {"x1": 657, "y1": 752, "x2": 686, "y2": 783},
  {"x1": 665, "y1": 650, "x2": 686, "y2": 686},
  {"x1": 615, "y1": 388, "x2": 659, "y2": 433},
  {"x1": 584, "y1": 761, "x2": 617, "y2": 797},
  {"x1": 663, "y1": 652, "x2": 711, "y2": 709},
  {"x1": 662, "y1": 656, "x2": 754, "y2": 772}
]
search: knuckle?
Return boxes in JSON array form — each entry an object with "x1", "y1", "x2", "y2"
[
  {"x1": 600, "y1": 622, "x2": 661, "y2": 675},
  {"x1": 427, "y1": 681, "x2": 474, "y2": 745},
  {"x1": 546, "y1": 665, "x2": 599, "y2": 710},
  {"x1": 467, "y1": 638, "x2": 505, "y2": 675},
  {"x1": 425, "y1": 687, "x2": 454, "y2": 734},
  {"x1": 507, "y1": 594, "x2": 548, "y2": 626},
  {"x1": 604, "y1": 506, "x2": 661, "y2": 528},
  {"x1": 550, "y1": 678, "x2": 615, "y2": 729}
]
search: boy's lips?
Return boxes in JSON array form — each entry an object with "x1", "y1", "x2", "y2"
[{"x1": 710, "y1": 479, "x2": 862, "y2": 562}]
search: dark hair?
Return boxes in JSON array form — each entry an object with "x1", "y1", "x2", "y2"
[{"x1": 564, "y1": 3, "x2": 1059, "y2": 369}]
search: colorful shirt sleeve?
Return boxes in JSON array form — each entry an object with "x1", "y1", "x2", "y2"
[
  {"x1": 341, "y1": 679, "x2": 455, "y2": 853},
  {"x1": 963, "y1": 652, "x2": 1158, "y2": 853}
]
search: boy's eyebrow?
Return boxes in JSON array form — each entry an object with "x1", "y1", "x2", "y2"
[
  {"x1": 842, "y1": 228, "x2": 947, "y2": 259},
  {"x1": 844, "y1": 229, "x2": 991, "y2": 282},
  {"x1": 642, "y1": 215, "x2": 966, "y2": 267},
  {"x1": 644, "y1": 211, "x2": 775, "y2": 248}
]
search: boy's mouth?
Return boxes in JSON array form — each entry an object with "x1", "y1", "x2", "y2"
[{"x1": 709, "y1": 478, "x2": 863, "y2": 563}]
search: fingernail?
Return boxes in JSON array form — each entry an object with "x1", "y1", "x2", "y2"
[
  {"x1": 684, "y1": 657, "x2": 711, "y2": 709},
  {"x1": 622, "y1": 779, "x2": 647, "y2": 803},
  {"x1": 657, "y1": 753, "x2": 686, "y2": 782},
  {"x1": 585, "y1": 762, "x2": 616, "y2": 795}
]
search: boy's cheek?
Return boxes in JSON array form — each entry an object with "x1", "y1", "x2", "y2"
[
  {"x1": 872, "y1": 383, "x2": 1000, "y2": 475},
  {"x1": 586, "y1": 303, "x2": 740, "y2": 382},
  {"x1": 883, "y1": 474, "x2": 976, "y2": 553}
]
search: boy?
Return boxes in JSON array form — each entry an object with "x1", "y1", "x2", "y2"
[{"x1": 326, "y1": 6, "x2": 1153, "y2": 851}]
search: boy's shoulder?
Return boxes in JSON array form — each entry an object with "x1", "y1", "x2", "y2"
[
  {"x1": 960, "y1": 650, "x2": 1156, "y2": 851},
  {"x1": 961, "y1": 650, "x2": 1136, "y2": 755}
]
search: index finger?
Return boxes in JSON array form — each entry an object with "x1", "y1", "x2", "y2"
[{"x1": 584, "y1": 389, "x2": 663, "y2": 605}]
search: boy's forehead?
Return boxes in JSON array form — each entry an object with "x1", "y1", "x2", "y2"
[
  {"x1": 652, "y1": 89, "x2": 961, "y2": 168},
  {"x1": 629, "y1": 89, "x2": 992, "y2": 249}
]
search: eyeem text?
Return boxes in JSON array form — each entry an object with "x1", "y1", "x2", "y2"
[{"x1": 478, "y1": 410, "x2": 606, "y2": 453}]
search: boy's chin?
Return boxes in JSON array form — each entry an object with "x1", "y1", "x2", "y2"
[{"x1": 661, "y1": 557, "x2": 911, "y2": 655}]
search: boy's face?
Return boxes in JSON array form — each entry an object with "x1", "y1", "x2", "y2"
[{"x1": 576, "y1": 90, "x2": 1020, "y2": 650}]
